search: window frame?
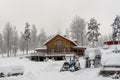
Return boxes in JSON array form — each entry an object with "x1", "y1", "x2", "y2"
[{"x1": 56, "y1": 40, "x2": 62, "y2": 46}]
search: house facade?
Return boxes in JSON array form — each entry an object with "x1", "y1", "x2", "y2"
[
  {"x1": 31, "y1": 34, "x2": 86, "y2": 61},
  {"x1": 44, "y1": 34, "x2": 86, "y2": 56},
  {"x1": 45, "y1": 34, "x2": 76, "y2": 53}
]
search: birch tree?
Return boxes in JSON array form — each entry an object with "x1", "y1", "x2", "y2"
[
  {"x1": 30, "y1": 24, "x2": 38, "y2": 50},
  {"x1": 3, "y1": 22, "x2": 13, "y2": 57},
  {"x1": 65, "y1": 29, "x2": 70, "y2": 38},
  {"x1": 38, "y1": 28, "x2": 47, "y2": 47},
  {"x1": 70, "y1": 16, "x2": 86, "y2": 46},
  {"x1": 12, "y1": 27, "x2": 19, "y2": 56},
  {"x1": 0, "y1": 33, "x2": 4, "y2": 57}
]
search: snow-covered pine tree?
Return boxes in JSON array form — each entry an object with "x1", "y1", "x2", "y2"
[
  {"x1": 19, "y1": 32, "x2": 26, "y2": 54},
  {"x1": 23, "y1": 22, "x2": 31, "y2": 54},
  {"x1": 86, "y1": 18, "x2": 101, "y2": 47},
  {"x1": 111, "y1": 15, "x2": 120, "y2": 41}
]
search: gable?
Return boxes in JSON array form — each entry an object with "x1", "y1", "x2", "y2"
[{"x1": 44, "y1": 34, "x2": 77, "y2": 46}]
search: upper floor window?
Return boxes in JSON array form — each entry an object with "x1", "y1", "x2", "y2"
[{"x1": 56, "y1": 40, "x2": 62, "y2": 45}]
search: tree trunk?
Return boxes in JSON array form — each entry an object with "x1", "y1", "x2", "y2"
[{"x1": 26, "y1": 40, "x2": 28, "y2": 55}]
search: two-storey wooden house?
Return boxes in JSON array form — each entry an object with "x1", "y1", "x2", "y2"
[{"x1": 31, "y1": 34, "x2": 86, "y2": 61}]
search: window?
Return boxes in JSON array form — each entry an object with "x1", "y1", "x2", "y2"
[{"x1": 56, "y1": 40, "x2": 62, "y2": 45}]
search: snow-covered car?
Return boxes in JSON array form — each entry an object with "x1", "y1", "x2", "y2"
[
  {"x1": 0, "y1": 65, "x2": 24, "y2": 77},
  {"x1": 100, "y1": 57, "x2": 120, "y2": 77},
  {"x1": 100, "y1": 65, "x2": 120, "y2": 77}
]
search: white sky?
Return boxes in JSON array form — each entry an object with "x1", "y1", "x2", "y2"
[{"x1": 0, "y1": 0, "x2": 120, "y2": 36}]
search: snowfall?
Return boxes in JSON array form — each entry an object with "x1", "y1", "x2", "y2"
[{"x1": 0, "y1": 45, "x2": 120, "y2": 80}]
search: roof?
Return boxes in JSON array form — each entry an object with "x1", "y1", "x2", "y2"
[
  {"x1": 104, "y1": 40, "x2": 120, "y2": 45},
  {"x1": 104, "y1": 57, "x2": 120, "y2": 66},
  {"x1": 35, "y1": 47, "x2": 47, "y2": 50},
  {"x1": 44, "y1": 34, "x2": 78, "y2": 46},
  {"x1": 35, "y1": 47, "x2": 47, "y2": 52}
]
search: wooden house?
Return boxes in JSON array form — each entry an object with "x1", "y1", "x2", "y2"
[
  {"x1": 44, "y1": 34, "x2": 86, "y2": 56},
  {"x1": 31, "y1": 34, "x2": 86, "y2": 61}
]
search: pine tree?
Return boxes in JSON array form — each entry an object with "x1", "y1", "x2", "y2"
[
  {"x1": 19, "y1": 32, "x2": 26, "y2": 54},
  {"x1": 111, "y1": 15, "x2": 120, "y2": 41},
  {"x1": 23, "y1": 22, "x2": 31, "y2": 54},
  {"x1": 86, "y1": 18, "x2": 101, "y2": 47}
]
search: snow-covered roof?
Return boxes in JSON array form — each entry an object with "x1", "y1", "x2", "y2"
[
  {"x1": 103, "y1": 56, "x2": 120, "y2": 66},
  {"x1": 35, "y1": 47, "x2": 47, "y2": 50},
  {"x1": 101, "y1": 52, "x2": 120, "y2": 66},
  {"x1": 65, "y1": 54, "x2": 76, "y2": 57},
  {"x1": 73, "y1": 46, "x2": 86, "y2": 49},
  {"x1": 44, "y1": 34, "x2": 78, "y2": 46}
]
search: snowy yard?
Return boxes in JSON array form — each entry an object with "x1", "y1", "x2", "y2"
[{"x1": 0, "y1": 56, "x2": 117, "y2": 80}]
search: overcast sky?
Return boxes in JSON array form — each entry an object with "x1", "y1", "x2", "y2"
[{"x1": 0, "y1": 0, "x2": 120, "y2": 36}]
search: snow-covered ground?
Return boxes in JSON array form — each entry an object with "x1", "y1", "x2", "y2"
[
  {"x1": 0, "y1": 45, "x2": 120, "y2": 80},
  {"x1": 0, "y1": 57, "x2": 115, "y2": 80}
]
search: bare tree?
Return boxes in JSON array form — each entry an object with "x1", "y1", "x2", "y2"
[
  {"x1": 97, "y1": 35, "x2": 111, "y2": 46},
  {"x1": 12, "y1": 27, "x2": 19, "y2": 56},
  {"x1": 0, "y1": 33, "x2": 4, "y2": 57},
  {"x1": 70, "y1": 15, "x2": 86, "y2": 46},
  {"x1": 3, "y1": 22, "x2": 13, "y2": 57},
  {"x1": 30, "y1": 24, "x2": 38, "y2": 50},
  {"x1": 19, "y1": 32, "x2": 26, "y2": 54},
  {"x1": 65, "y1": 29, "x2": 70, "y2": 38},
  {"x1": 38, "y1": 28, "x2": 47, "y2": 47}
]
